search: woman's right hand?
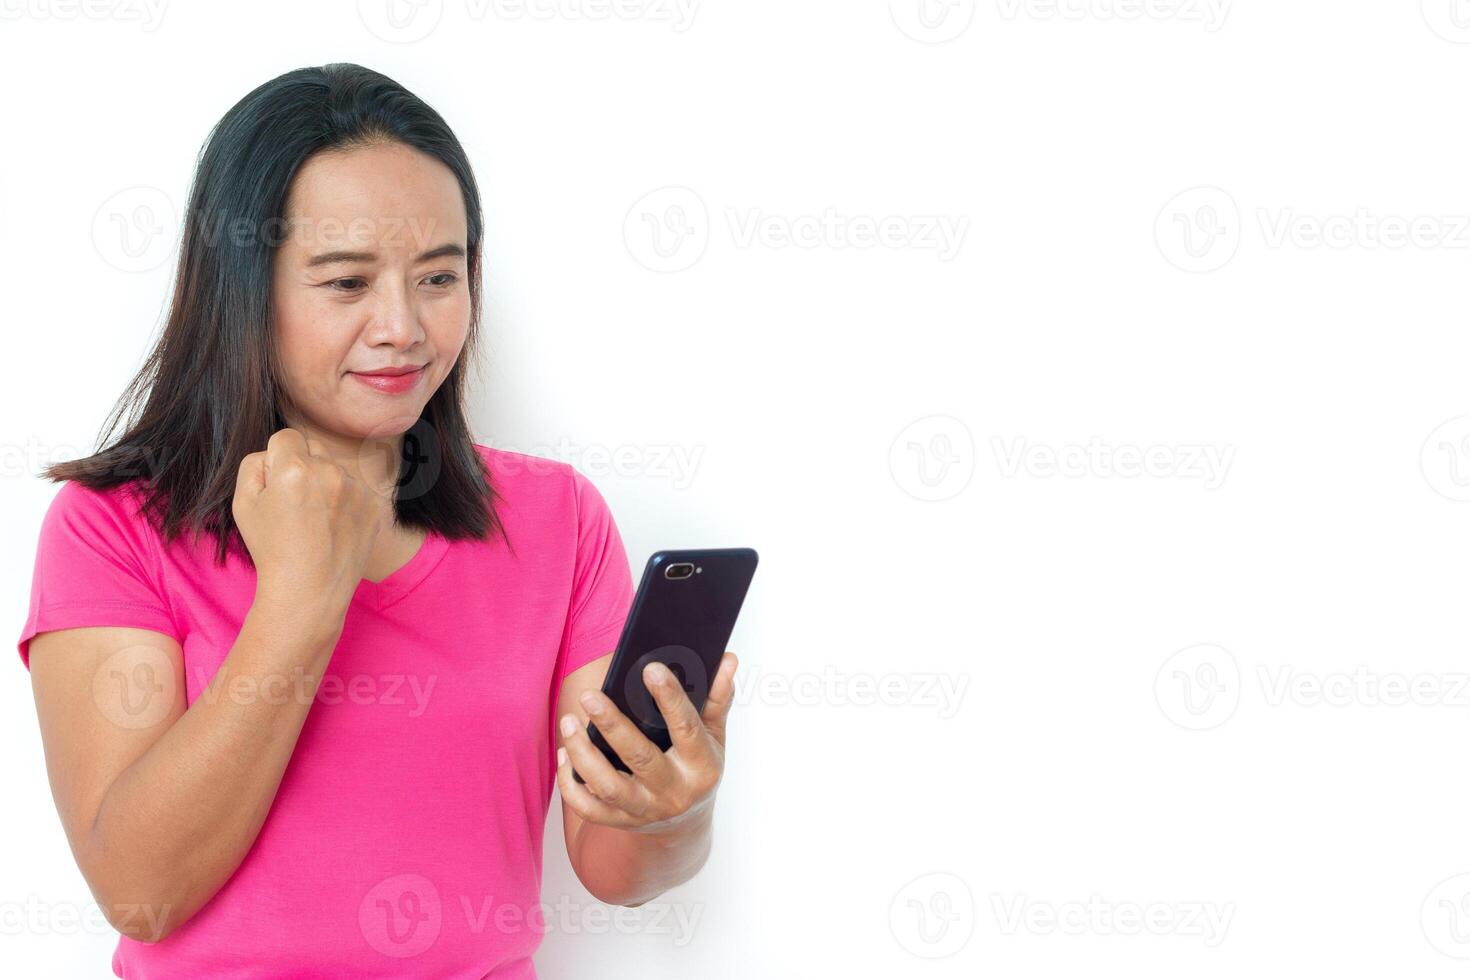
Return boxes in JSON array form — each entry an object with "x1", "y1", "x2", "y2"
[{"x1": 232, "y1": 427, "x2": 384, "y2": 614}]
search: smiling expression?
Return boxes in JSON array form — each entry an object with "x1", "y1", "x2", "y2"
[{"x1": 270, "y1": 140, "x2": 471, "y2": 441}]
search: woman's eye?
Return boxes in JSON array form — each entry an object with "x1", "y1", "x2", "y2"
[{"x1": 324, "y1": 274, "x2": 455, "y2": 292}]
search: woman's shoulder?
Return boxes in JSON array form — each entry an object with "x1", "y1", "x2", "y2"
[
  {"x1": 471, "y1": 443, "x2": 613, "y2": 519},
  {"x1": 41, "y1": 477, "x2": 156, "y2": 533},
  {"x1": 473, "y1": 443, "x2": 578, "y2": 493},
  {"x1": 29, "y1": 477, "x2": 168, "y2": 580}
]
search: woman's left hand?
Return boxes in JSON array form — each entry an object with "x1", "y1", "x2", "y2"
[{"x1": 556, "y1": 651, "x2": 737, "y2": 833}]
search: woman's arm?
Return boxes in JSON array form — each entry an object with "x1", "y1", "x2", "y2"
[
  {"x1": 554, "y1": 651, "x2": 737, "y2": 906},
  {"x1": 26, "y1": 431, "x2": 386, "y2": 942},
  {"x1": 28, "y1": 590, "x2": 348, "y2": 943}
]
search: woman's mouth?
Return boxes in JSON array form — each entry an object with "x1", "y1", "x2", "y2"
[{"x1": 349, "y1": 365, "x2": 426, "y2": 395}]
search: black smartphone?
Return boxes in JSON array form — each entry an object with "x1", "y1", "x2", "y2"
[{"x1": 571, "y1": 547, "x2": 758, "y2": 784}]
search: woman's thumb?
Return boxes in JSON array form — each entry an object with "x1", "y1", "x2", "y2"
[{"x1": 235, "y1": 451, "x2": 267, "y2": 498}]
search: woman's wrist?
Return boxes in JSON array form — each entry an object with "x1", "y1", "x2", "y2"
[{"x1": 248, "y1": 585, "x2": 350, "y2": 654}]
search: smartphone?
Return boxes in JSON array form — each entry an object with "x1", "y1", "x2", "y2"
[{"x1": 571, "y1": 547, "x2": 758, "y2": 784}]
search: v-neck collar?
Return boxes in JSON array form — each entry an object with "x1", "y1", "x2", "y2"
[{"x1": 350, "y1": 530, "x2": 450, "y2": 611}]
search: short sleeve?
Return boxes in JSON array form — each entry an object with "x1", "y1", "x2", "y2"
[
  {"x1": 15, "y1": 481, "x2": 183, "y2": 671},
  {"x1": 551, "y1": 467, "x2": 636, "y2": 696}
]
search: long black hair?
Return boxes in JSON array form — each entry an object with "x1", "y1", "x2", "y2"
[{"x1": 43, "y1": 63, "x2": 508, "y2": 565}]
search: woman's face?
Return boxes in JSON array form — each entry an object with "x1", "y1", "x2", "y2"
[{"x1": 270, "y1": 140, "x2": 470, "y2": 446}]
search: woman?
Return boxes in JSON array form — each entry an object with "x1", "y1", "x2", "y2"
[{"x1": 17, "y1": 63, "x2": 735, "y2": 979}]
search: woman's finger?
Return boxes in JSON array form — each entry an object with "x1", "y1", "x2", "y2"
[
  {"x1": 558, "y1": 712, "x2": 648, "y2": 817},
  {"x1": 644, "y1": 662, "x2": 715, "y2": 766},
  {"x1": 555, "y1": 747, "x2": 636, "y2": 828},
  {"x1": 578, "y1": 690, "x2": 675, "y2": 791},
  {"x1": 699, "y1": 652, "x2": 738, "y2": 748}
]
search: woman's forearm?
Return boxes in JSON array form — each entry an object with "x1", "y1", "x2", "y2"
[
  {"x1": 569, "y1": 803, "x2": 715, "y2": 907},
  {"x1": 84, "y1": 594, "x2": 347, "y2": 942}
]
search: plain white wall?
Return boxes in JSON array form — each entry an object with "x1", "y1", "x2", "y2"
[{"x1": 6, "y1": 1, "x2": 1470, "y2": 977}]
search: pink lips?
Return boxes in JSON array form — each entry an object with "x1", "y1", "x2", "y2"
[{"x1": 349, "y1": 365, "x2": 426, "y2": 394}]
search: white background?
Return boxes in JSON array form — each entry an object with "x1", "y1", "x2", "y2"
[{"x1": 4, "y1": 0, "x2": 1470, "y2": 976}]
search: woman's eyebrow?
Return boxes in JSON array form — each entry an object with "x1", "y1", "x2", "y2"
[{"x1": 304, "y1": 242, "x2": 466, "y2": 267}]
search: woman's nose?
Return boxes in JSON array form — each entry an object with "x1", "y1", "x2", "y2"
[{"x1": 366, "y1": 283, "x2": 426, "y2": 348}]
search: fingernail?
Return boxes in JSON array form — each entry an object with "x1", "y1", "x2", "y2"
[
  {"x1": 557, "y1": 747, "x2": 568, "y2": 767},
  {"x1": 559, "y1": 714, "x2": 577, "y2": 737},
  {"x1": 647, "y1": 662, "x2": 669, "y2": 684},
  {"x1": 580, "y1": 691, "x2": 604, "y2": 714}
]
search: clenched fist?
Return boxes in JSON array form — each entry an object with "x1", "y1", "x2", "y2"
[{"x1": 232, "y1": 428, "x2": 384, "y2": 614}]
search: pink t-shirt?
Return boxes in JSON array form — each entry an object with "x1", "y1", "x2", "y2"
[{"x1": 15, "y1": 445, "x2": 635, "y2": 979}]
